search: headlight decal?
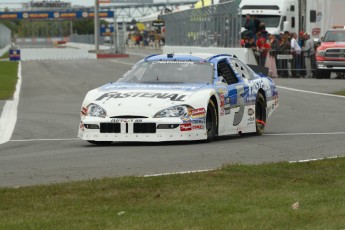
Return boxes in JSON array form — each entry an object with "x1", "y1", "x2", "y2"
[
  {"x1": 154, "y1": 105, "x2": 194, "y2": 118},
  {"x1": 87, "y1": 103, "x2": 107, "y2": 118}
]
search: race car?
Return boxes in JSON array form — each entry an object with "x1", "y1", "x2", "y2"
[{"x1": 78, "y1": 53, "x2": 279, "y2": 145}]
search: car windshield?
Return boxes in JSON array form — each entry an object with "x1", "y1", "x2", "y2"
[
  {"x1": 323, "y1": 30, "x2": 345, "y2": 42},
  {"x1": 118, "y1": 60, "x2": 214, "y2": 84}
]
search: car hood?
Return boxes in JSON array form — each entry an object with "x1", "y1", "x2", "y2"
[
  {"x1": 319, "y1": 42, "x2": 345, "y2": 49},
  {"x1": 88, "y1": 82, "x2": 211, "y2": 117}
]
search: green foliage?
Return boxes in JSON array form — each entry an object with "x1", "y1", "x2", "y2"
[
  {"x1": 0, "y1": 61, "x2": 18, "y2": 100},
  {"x1": 1, "y1": 158, "x2": 345, "y2": 229}
]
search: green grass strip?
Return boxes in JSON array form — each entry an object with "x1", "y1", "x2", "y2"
[
  {"x1": 0, "y1": 61, "x2": 18, "y2": 100},
  {"x1": 334, "y1": 90, "x2": 345, "y2": 96},
  {"x1": 1, "y1": 157, "x2": 345, "y2": 229}
]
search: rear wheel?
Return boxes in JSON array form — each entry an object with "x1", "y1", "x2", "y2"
[
  {"x1": 255, "y1": 93, "x2": 267, "y2": 135},
  {"x1": 206, "y1": 100, "x2": 218, "y2": 141},
  {"x1": 87, "y1": 140, "x2": 113, "y2": 146}
]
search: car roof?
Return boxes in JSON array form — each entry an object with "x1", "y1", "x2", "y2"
[{"x1": 143, "y1": 53, "x2": 235, "y2": 62}]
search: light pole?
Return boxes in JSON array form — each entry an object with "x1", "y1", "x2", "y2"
[{"x1": 94, "y1": 0, "x2": 100, "y2": 53}]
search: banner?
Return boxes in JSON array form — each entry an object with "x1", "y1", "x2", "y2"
[{"x1": 0, "y1": 11, "x2": 114, "y2": 20}]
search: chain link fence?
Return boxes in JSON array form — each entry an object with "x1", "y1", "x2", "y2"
[
  {"x1": 161, "y1": 0, "x2": 241, "y2": 48},
  {"x1": 0, "y1": 24, "x2": 11, "y2": 48}
]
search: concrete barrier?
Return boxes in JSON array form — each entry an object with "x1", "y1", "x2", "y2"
[
  {"x1": 0, "y1": 44, "x2": 10, "y2": 57},
  {"x1": 162, "y1": 46, "x2": 257, "y2": 65}
]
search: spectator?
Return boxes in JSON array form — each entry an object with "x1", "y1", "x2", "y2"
[
  {"x1": 258, "y1": 22, "x2": 269, "y2": 40},
  {"x1": 277, "y1": 34, "x2": 291, "y2": 77},
  {"x1": 265, "y1": 34, "x2": 279, "y2": 77},
  {"x1": 290, "y1": 32, "x2": 302, "y2": 77},
  {"x1": 298, "y1": 31, "x2": 306, "y2": 76},
  {"x1": 256, "y1": 33, "x2": 270, "y2": 67},
  {"x1": 253, "y1": 15, "x2": 261, "y2": 35},
  {"x1": 248, "y1": 37, "x2": 256, "y2": 48},
  {"x1": 243, "y1": 14, "x2": 256, "y2": 38},
  {"x1": 302, "y1": 32, "x2": 315, "y2": 78}
]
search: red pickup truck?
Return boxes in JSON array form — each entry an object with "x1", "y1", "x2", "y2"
[{"x1": 316, "y1": 26, "x2": 345, "y2": 79}]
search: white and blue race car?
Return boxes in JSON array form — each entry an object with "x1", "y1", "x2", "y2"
[{"x1": 78, "y1": 53, "x2": 278, "y2": 145}]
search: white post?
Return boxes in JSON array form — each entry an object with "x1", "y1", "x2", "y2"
[{"x1": 114, "y1": 14, "x2": 118, "y2": 53}]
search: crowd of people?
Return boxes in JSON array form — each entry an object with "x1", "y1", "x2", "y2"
[{"x1": 241, "y1": 14, "x2": 316, "y2": 78}]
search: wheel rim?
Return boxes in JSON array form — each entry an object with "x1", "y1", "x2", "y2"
[{"x1": 256, "y1": 100, "x2": 266, "y2": 132}]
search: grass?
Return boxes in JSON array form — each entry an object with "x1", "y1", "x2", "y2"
[
  {"x1": 1, "y1": 157, "x2": 345, "y2": 229},
  {"x1": 334, "y1": 90, "x2": 345, "y2": 96},
  {"x1": 0, "y1": 61, "x2": 18, "y2": 100}
]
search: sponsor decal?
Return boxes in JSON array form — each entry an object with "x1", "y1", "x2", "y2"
[
  {"x1": 81, "y1": 107, "x2": 87, "y2": 116},
  {"x1": 96, "y1": 92, "x2": 187, "y2": 102},
  {"x1": 248, "y1": 108, "x2": 254, "y2": 116},
  {"x1": 220, "y1": 108, "x2": 225, "y2": 116},
  {"x1": 220, "y1": 94, "x2": 225, "y2": 107},
  {"x1": 192, "y1": 124, "x2": 205, "y2": 130},
  {"x1": 181, "y1": 117, "x2": 191, "y2": 123},
  {"x1": 180, "y1": 123, "x2": 192, "y2": 131},
  {"x1": 102, "y1": 84, "x2": 200, "y2": 90},
  {"x1": 248, "y1": 117, "x2": 255, "y2": 122},
  {"x1": 111, "y1": 118, "x2": 143, "y2": 123},
  {"x1": 152, "y1": 61, "x2": 194, "y2": 64},
  {"x1": 192, "y1": 108, "x2": 206, "y2": 115},
  {"x1": 225, "y1": 107, "x2": 231, "y2": 115},
  {"x1": 191, "y1": 118, "x2": 206, "y2": 124},
  {"x1": 191, "y1": 108, "x2": 206, "y2": 119}
]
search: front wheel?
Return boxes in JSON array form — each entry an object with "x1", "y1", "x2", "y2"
[
  {"x1": 255, "y1": 93, "x2": 267, "y2": 135},
  {"x1": 206, "y1": 100, "x2": 218, "y2": 141}
]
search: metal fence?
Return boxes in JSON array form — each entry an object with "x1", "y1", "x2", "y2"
[
  {"x1": 253, "y1": 49, "x2": 317, "y2": 78},
  {"x1": 161, "y1": 0, "x2": 241, "y2": 48},
  {"x1": 69, "y1": 30, "x2": 126, "y2": 53},
  {"x1": 0, "y1": 24, "x2": 11, "y2": 48}
]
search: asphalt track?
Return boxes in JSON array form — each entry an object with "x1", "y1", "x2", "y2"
[{"x1": 1, "y1": 48, "x2": 345, "y2": 187}]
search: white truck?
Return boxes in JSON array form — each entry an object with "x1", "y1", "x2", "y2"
[{"x1": 239, "y1": 0, "x2": 345, "y2": 41}]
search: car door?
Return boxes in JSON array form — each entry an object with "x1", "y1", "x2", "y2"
[{"x1": 216, "y1": 58, "x2": 249, "y2": 134}]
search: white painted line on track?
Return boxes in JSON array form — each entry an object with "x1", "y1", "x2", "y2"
[
  {"x1": 0, "y1": 62, "x2": 22, "y2": 145},
  {"x1": 6, "y1": 131, "x2": 345, "y2": 142},
  {"x1": 143, "y1": 169, "x2": 215, "y2": 177},
  {"x1": 289, "y1": 155, "x2": 343, "y2": 163},
  {"x1": 265, "y1": 132, "x2": 345, "y2": 136},
  {"x1": 277, "y1": 86, "x2": 345, "y2": 98},
  {"x1": 10, "y1": 138, "x2": 81, "y2": 142}
]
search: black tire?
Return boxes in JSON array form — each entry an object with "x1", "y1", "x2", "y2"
[
  {"x1": 87, "y1": 140, "x2": 113, "y2": 146},
  {"x1": 255, "y1": 93, "x2": 267, "y2": 135},
  {"x1": 206, "y1": 100, "x2": 218, "y2": 141},
  {"x1": 315, "y1": 69, "x2": 331, "y2": 79}
]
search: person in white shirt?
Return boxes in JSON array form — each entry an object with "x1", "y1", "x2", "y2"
[{"x1": 290, "y1": 33, "x2": 302, "y2": 77}]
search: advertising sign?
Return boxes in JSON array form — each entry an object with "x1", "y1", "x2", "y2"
[
  {"x1": 0, "y1": 11, "x2": 114, "y2": 20},
  {"x1": 101, "y1": 24, "x2": 114, "y2": 36}
]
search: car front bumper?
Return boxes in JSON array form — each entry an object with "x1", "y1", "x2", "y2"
[{"x1": 79, "y1": 117, "x2": 208, "y2": 142}]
